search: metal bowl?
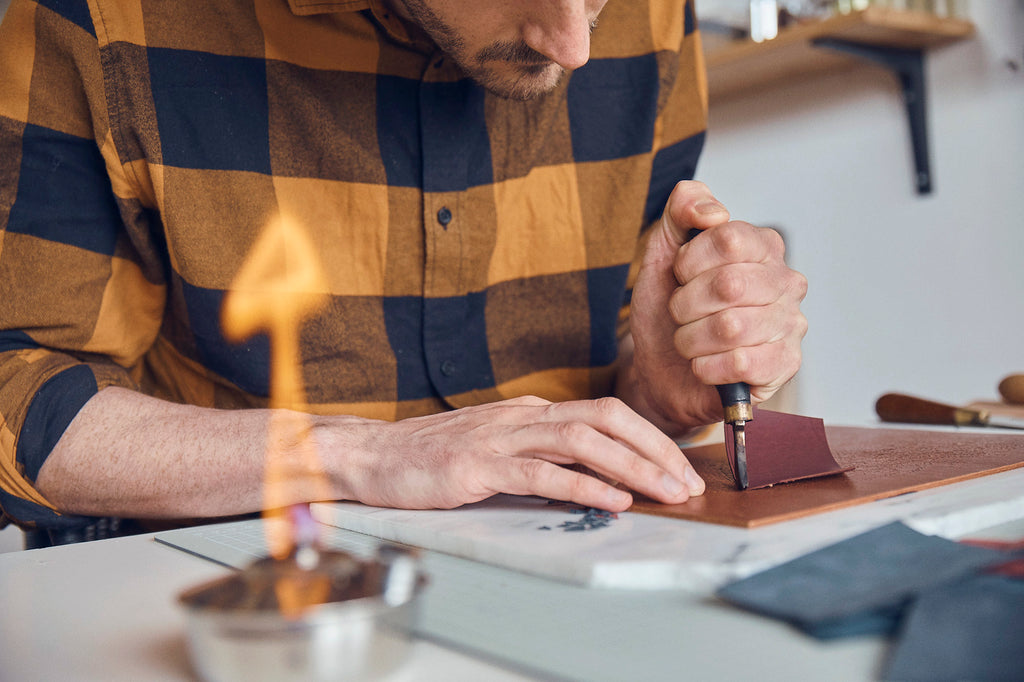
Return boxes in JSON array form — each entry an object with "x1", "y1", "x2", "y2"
[{"x1": 179, "y1": 547, "x2": 426, "y2": 682}]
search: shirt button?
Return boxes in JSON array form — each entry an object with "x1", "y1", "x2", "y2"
[
  {"x1": 437, "y1": 206, "x2": 452, "y2": 227},
  {"x1": 440, "y1": 360, "x2": 457, "y2": 377}
]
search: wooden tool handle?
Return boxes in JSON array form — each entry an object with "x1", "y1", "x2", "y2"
[
  {"x1": 998, "y1": 374, "x2": 1024, "y2": 405},
  {"x1": 875, "y1": 393, "x2": 984, "y2": 426}
]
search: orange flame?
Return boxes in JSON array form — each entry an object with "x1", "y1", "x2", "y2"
[{"x1": 221, "y1": 214, "x2": 332, "y2": 616}]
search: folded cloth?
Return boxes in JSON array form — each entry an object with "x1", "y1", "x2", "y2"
[
  {"x1": 884, "y1": 573, "x2": 1024, "y2": 682},
  {"x1": 715, "y1": 522, "x2": 1008, "y2": 639}
]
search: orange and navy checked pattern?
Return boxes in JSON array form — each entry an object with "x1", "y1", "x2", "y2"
[{"x1": 0, "y1": 0, "x2": 707, "y2": 528}]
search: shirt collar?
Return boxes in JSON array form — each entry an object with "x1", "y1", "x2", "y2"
[
  {"x1": 285, "y1": 0, "x2": 431, "y2": 50},
  {"x1": 285, "y1": 0, "x2": 369, "y2": 15}
]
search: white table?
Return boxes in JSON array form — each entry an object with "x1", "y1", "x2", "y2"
[
  {"x1": 1, "y1": 433, "x2": 1021, "y2": 681},
  {"x1": 0, "y1": 522, "x2": 899, "y2": 682},
  {"x1": 0, "y1": 531, "x2": 534, "y2": 682}
]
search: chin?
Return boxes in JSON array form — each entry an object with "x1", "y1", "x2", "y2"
[{"x1": 479, "y1": 64, "x2": 566, "y2": 101}]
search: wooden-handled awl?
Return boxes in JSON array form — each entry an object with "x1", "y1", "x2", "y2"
[{"x1": 876, "y1": 393, "x2": 1024, "y2": 430}]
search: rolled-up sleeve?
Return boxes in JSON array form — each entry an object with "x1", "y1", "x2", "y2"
[{"x1": 0, "y1": 0, "x2": 164, "y2": 528}]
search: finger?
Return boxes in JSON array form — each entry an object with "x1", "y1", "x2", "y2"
[
  {"x1": 536, "y1": 398, "x2": 696, "y2": 486},
  {"x1": 662, "y1": 181, "x2": 732, "y2": 246},
  {"x1": 690, "y1": 337, "x2": 804, "y2": 393},
  {"x1": 673, "y1": 301, "x2": 799, "y2": 359},
  {"x1": 643, "y1": 182, "x2": 730, "y2": 278},
  {"x1": 675, "y1": 222, "x2": 786, "y2": 286},
  {"x1": 507, "y1": 416, "x2": 702, "y2": 503},
  {"x1": 493, "y1": 457, "x2": 635, "y2": 512},
  {"x1": 668, "y1": 262, "x2": 792, "y2": 325}
]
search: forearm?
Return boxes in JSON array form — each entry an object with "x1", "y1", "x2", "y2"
[
  {"x1": 36, "y1": 387, "x2": 361, "y2": 520},
  {"x1": 36, "y1": 383, "x2": 706, "y2": 519}
]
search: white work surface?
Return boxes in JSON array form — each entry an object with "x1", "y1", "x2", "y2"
[
  {"x1": 1, "y1": 429, "x2": 1022, "y2": 681},
  {"x1": 0, "y1": 529, "x2": 529, "y2": 682},
  {"x1": 0, "y1": 521, "x2": 892, "y2": 682}
]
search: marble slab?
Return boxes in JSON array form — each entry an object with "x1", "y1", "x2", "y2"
[{"x1": 311, "y1": 464, "x2": 1024, "y2": 592}]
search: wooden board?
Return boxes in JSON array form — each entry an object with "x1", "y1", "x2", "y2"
[{"x1": 631, "y1": 426, "x2": 1024, "y2": 528}]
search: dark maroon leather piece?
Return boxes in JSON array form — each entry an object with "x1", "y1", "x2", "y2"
[{"x1": 724, "y1": 409, "x2": 852, "y2": 489}]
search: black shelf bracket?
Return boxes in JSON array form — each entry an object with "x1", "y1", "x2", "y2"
[{"x1": 813, "y1": 38, "x2": 932, "y2": 195}]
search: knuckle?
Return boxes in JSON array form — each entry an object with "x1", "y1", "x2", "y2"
[
  {"x1": 591, "y1": 396, "x2": 627, "y2": 422},
  {"x1": 519, "y1": 457, "x2": 550, "y2": 483},
  {"x1": 673, "y1": 254, "x2": 690, "y2": 286},
  {"x1": 567, "y1": 473, "x2": 592, "y2": 502},
  {"x1": 784, "y1": 340, "x2": 804, "y2": 371},
  {"x1": 674, "y1": 179, "x2": 708, "y2": 196},
  {"x1": 793, "y1": 312, "x2": 809, "y2": 339},
  {"x1": 712, "y1": 268, "x2": 747, "y2": 304},
  {"x1": 668, "y1": 287, "x2": 688, "y2": 324},
  {"x1": 731, "y1": 346, "x2": 752, "y2": 375},
  {"x1": 788, "y1": 269, "x2": 809, "y2": 298},
  {"x1": 621, "y1": 452, "x2": 648, "y2": 479},
  {"x1": 763, "y1": 226, "x2": 786, "y2": 256},
  {"x1": 673, "y1": 326, "x2": 694, "y2": 359},
  {"x1": 689, "y1": 355, "x2": 714, "y2": 384},
  {"x1": 715, "y1": 308, "x2": 745, "y2": 344},
  {"x1": 554, "y1": 420, "x2": 589, "y2": 444},
  {"x1": 712, "y1": 223, "x2": 747, "y2": 260}
]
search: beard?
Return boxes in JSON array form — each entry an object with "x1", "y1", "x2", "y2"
[{"x1": 393, "y1": 0, "x2": 569, "y2": 100}]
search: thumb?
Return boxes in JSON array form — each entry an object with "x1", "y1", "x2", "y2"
[{"x1": 645, "y1": 181, "x2": 731, "y2": 272}]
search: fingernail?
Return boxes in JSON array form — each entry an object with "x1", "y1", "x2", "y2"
[
  {"x1": 661, "y1": 473, "x2": 685, "y2": 497},
  {"x1": 695, "y1": 199, "x2": 726, "y2": 215},
  {"x1": 684, "y1": 466, "x2": 705, "y2": 495}
]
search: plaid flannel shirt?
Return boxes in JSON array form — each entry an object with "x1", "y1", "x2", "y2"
[{"x1": 0, "y1": 0, "x2": 707, "y2": 529}]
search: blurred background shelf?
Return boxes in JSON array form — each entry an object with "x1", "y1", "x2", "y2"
[{"x1": 705, "y1": 6, "x2": 975, "y2": 102}]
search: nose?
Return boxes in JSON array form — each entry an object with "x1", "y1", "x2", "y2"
[{"x1": 521, "y1": 1, "x2": 595, "y2": 71}]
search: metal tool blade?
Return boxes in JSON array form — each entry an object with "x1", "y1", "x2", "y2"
[
  {"x1": 986, "y1": 414, "x2": 1024, "y2": 430},
  {"x1": 734, "y1": 422, "x2": 749, "y2": 490}
]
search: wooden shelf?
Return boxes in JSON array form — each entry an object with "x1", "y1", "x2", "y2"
[{"x1": 705, "y1": 7, "x2": 975, "y2": 102}]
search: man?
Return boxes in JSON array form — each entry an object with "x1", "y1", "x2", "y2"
[{"x1": 0, "y1": 0, "x2": 807, "y2": 544}]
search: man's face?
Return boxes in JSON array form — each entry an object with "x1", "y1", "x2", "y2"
[{"x1": 387, "y1": 0, "x2": 608, "y2": 100}]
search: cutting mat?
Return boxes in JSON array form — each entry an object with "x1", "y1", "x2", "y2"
[{"x1": 632, "y1": 426, "x2": 1024, "y2": 527}]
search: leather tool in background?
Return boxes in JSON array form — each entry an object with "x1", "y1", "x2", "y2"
[
  {"x1": 876, "y1": 373, "x2": 1024, "y2": 430},
  {"x1": 876, "y1": 394, "x2": 1024, "y2": 430}
]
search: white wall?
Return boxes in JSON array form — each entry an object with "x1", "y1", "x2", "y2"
[{"x1": 696, "y1": 1, "x2": 1024, "y2": 423}]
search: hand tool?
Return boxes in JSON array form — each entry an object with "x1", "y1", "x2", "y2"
[
  {"x1": 717, "y1": 382, "x2": 754, "y2": 489},
  {"x1": 876, "y1": 393, "x2": 1024, "y2": 430},
  {"x1": 998, "y1": 374, "x2": 1024, "y2": 405}
]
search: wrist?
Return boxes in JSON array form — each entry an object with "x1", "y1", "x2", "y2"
[
  {"x1": 310, "y1": 413, "x2": 380, "y2": 504},
  {"x1": 616, "y1": 361, "x2": 700, "y2": 439}
]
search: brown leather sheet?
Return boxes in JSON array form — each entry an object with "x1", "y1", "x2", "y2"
[{"x1": 632, "y1": 426, "x2": 1024, "y2": 528}]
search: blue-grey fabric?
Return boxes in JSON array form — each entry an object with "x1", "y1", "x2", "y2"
[{"x1": 716, "y1": 522, "x2": 1008, "y2": 639}]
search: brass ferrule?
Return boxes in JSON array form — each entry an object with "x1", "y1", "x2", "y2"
[{"x1": 723, "y1": 403, "x2": 754, "y2": 424}]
